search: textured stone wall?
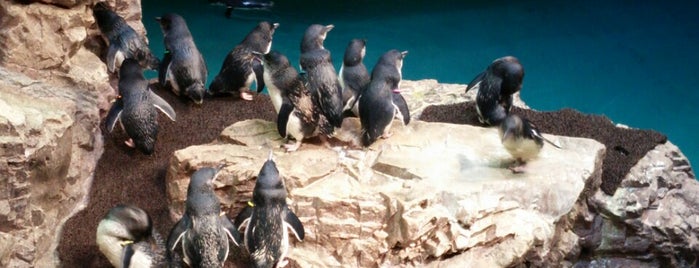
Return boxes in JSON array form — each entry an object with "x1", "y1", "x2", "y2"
[{"x1": 0, "y1": 0, "x2": 143, "y2": 266}]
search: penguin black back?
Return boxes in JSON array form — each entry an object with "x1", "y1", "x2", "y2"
[
  {"x1": 93, "y1": 2, "x2": 159, "y2": 71},
  {"x1": 340, "y1": 39, "x2": 370, "y2": 115},
  {"x1": 236, "y1": 155, "x2": 305, "y2": 268},
  {"x1": 118, "y1": 59, "x2": 158, "y2": 154},
  {"x1": 466, "y1": 56, "x2": 524, "y2": 125},
  {"x1": 359, "y1": 50, "x2": 408, "y2": 147}
]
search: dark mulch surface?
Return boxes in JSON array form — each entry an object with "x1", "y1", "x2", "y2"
[
  {"x1": 420, "y1": 102, "x2": 667, "y2": 195},
  {"x1": 57, "y1": 84, "x2": 275, "y2": 267}
]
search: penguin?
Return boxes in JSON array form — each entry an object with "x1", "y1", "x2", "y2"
[
  {"x1": 258, "y1": 50, "x2": 319, "y2": 152},
  {"x1": 156, "y1": 13, "x2": 208, "y2": 104},
  {"x1": 105, "y1": 58, "x2": 176, "y2": 155},
  {"x1": 499, "y1": 114, "x2": 561, "y2": 173},
  {"x1": 208, "y1": 0, "x2": 275, "y2": 18},
  {"x1": 465, "y1": 56, "x2": 524, "y2": 126},
  {"x1": 166, "y1": 167, "x2": 242, "y2": 267},
  {"x1": 96, "y1": 204, "x2": 166, "y2": 268},
  {"x1": 358, "y1": 49, "x2": 410, "y2": 147},
  {"x1": 234, "y1": 152, "x2": 305, "y2": 268},
  {"x1": 92, "y1": 2, "x2": 159, "y2": 73},
  {"x1": 339, "y1": 38, "x2": 370, "y2": 117},
  {"x1": 299, "y1": 24, "x2": 344, "y2": 137},
  {"x1": 209, "y1": 21, "x2": 279, "y2": 101}
]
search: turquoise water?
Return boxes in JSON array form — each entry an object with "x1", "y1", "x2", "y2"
[{"x1": 142, "y1": 0, "x2": 698, "y2": 166}]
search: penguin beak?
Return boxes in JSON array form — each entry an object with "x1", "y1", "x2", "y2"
[
  {"x1": 272, "y1": 23, "x2": 279, "y2": 29},
  {"x1": 400, "y1": 51, "x2": 408, "y2": 59},
  {"x1": 324, "y1": 24, "x2": 334, "y2": 32}
]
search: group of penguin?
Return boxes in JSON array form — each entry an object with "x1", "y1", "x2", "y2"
[
  {"x1": 97, "y1": 152, "x2": 302, "y2": 268},
  {"x1": 92, "y1": 1, "x2": 561, "y2": 267}
]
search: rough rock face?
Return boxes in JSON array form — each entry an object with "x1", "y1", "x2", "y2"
[
  {"x1": 574, "y1": 142, "x2": 698, "y2": 267},
  {"x1": 0, "y1": 67, "x2": 106, "y2": 267},
  {"x1": 0, "y1": 0, "x2": 144, "y2": 266},
  {"x1": 167, "y1": 118, "x2": 605, "y2": 267}
]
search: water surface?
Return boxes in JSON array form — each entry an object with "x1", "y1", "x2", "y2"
[{"x1": 142, "y1": 0, "x2": 699, "y2": 166}]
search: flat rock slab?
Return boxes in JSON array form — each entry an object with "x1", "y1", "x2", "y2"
[{"x1": 167, "y1": 118, "x2": 605, "y2": 267}]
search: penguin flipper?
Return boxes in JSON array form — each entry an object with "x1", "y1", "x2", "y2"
[
  {"x1": 466, "y1": 71, "x2": 485, "y2": 92},
  {"x1": 149, "y1": 90, "x2": 177, "y2": 121},
  {"x1": 122, "y1": 243, "x2": 135, "y2": 268},
  {"x1": 253, "y1": 58, "x2": 265, "y2": 93},
  {"x1": 159, "y1": 50, "x2": 172, "y2": 87},
  {"x1": 283, "y1": 208, "x2": 305, "y2": 241},
  {"x1": 219, "y1": 215, "x2": 242, "y2": 246},
  {"x1": 526, "y1": 120, "x2": 562, "y2": 149},
  {"x1": 392, "y1": 93, "x2": 411, "y2": 125},
  {"x1": 234, "y1": 205, "x2": 253, "y2": 231},
  {"x1": 277, "y1": 101, "x2": 294, "y2": 138},
  {"x1": 166, "y1": 214, "x2": 190, "y2": 260},
  {"x1": 106, "y1": 43, "x2": 120, "y2": 73},
  {"x1": 105, "y1": 98, "x2": 124, "y2": 133}
]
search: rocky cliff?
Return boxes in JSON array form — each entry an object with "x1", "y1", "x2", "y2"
[{"x1": 0, "y1": 0, "x2": 133, "y2": 266}]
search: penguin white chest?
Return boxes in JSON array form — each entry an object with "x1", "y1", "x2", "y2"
[
  {"x1": 264, "y1": 71, "x2": 283, "y2": 114},
  {"x1": 166, "y1": 64, "x2": 179, "y2": 94},
  {"x1": 338, "y1": 65, "x2": 346, "y2": 90},
  {"x1": 502, "y1": 137, "x2": 542, "y2": 162}
]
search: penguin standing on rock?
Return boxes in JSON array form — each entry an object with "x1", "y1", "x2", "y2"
[
  {"x1": 258, "y1": 50, "x2": 319, "y2": 152},
  {"x1": 92, "y1": 2, "x2": 160, "y2": 73},
  {"x1": 339, "y1": 38, "x2": 370, "y2": 116},
  {"x1": 105, "y1": 59, "x2": 176, "y2": 155},
  {"x1": 465, "y1": 56, "x2": 524, "y2": 126},
  {"x1": 167, "y1": 167, "x2": 242, "y2": 267},
  {"x1": 235, "y1": 152, "x2": 305, "y2": 268},
  {"x1": 299, "y1": 24, "x2": 344, "y2": 137},
  {"x1": 499, "y1": 114, "x2": 561, "y2": 173},
  {"x1": 96, "y1": 204, "x2": 166, "y2": 268},
  {"x1": 156, "y1": 13, "x2": 208, "y2": 104},
  {"x1": 358, "y1": 49, "x2": 410, "y2": 147},
  {"x1": 209, "y1": 21, "x2": 279, "y2": 101}
]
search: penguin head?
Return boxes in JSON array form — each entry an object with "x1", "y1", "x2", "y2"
[
  {"x1": 186, "y1": 167, "x2": 222, "y2": 216},
  {"x1": 119, "y1": 58, "x2": 144, "y2": 78},
  {"x1": 155, "y1": 13, "x2": 186, "y2": 34},
  {"x1": 491, "y1": 56, "x2": 524, "y2": 96},
  {"x1": 102, "y1": 204, "x2": 153, "y2": 242},
  {"x1": 373, "y1": 49, "x2": 408, "y2": 85},
  {"x1": 260, "y1": 50, "x2": 291, "y2": 72},
  {"x1": 117, "y1": 59, "x2": 147, "y2": 98},
  {"x1": 252, "y1": 153, "x2": 286, "y2": 205},
  {"x1": 186, "y1": 82, "x2": 206, "y2": 105},
  {"x1": 344, "y1": 38, "x2": 367, "y2": 66},
  {"x1": 188, "y1": 167, "x2": 218, "y2": 195},
  {"x1": 244, "y1": 21, "x2": 279, "y2": 54},
  {"x1": 301, "y1": 24, "x2": 334, "y2": 52},
  {"x1": 92, "y1": 2, "x2": 119, "y2": 33},
  {"x1": 499, "y1": 114, "x2": 525, "y2": 142}
]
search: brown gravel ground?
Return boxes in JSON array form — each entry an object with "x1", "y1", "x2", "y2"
[{"x1": 57, "y1": 83, "x2": 275, "y2": 267}]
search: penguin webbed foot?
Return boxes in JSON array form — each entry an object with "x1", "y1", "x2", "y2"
[
  {"x1": 124, "y1": 138, "x2": 135, "y2": 148},
  {"x1": 239, "y1": 90, "x2": 254, "y2": 101},
  {"x1": 283, "y1": 140, "x2": 302, "y2": 152},
  {"x1": 508, "y1": 159, "x2": 527, "y2": 174},
  {"x1": 278, "y1": 258, "x2": 289, "y2": 267},
  {"x1": 380, "y1": 131, "x2": 393, "y2": 139}
]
